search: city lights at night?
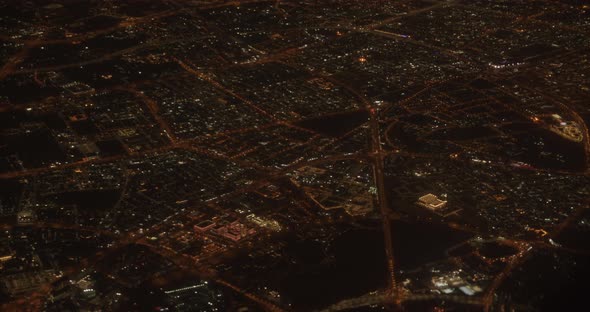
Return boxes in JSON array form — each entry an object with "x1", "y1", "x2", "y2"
[{"x1": 0, "y1": 1, "x2": 589, "y2": 311}]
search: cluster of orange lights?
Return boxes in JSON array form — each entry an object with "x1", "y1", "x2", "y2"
[
  {"x1": 529, "y1": 227, "x2": 548, "y2": 237},
  {"x1": 358, "y1": 56, "x2": 367, "y2": 63}
]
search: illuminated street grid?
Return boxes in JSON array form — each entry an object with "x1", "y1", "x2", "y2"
[{"x1": 0, "y1": 0, "x2": 589, "y2": 311}]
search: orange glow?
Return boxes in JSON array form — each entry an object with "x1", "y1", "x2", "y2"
[{"x1": 529, "y1": 228, "x2": 548, "y2": 236}]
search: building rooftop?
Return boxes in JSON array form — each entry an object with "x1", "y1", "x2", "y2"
[{"x1": 418, "y1": 194, "x2": 448, "y2": 210}]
